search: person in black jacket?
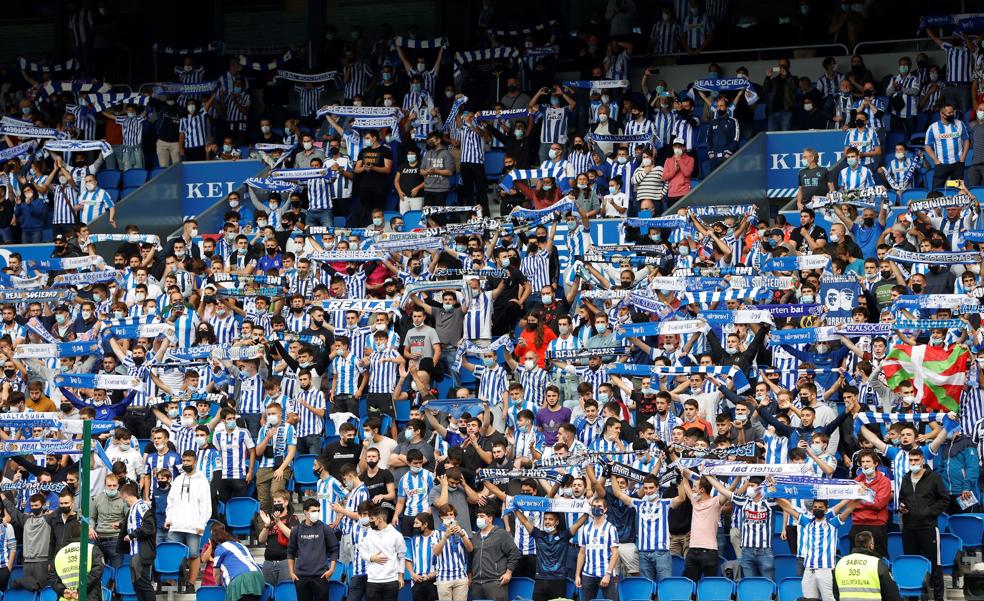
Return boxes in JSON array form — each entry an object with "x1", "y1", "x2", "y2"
[
  {"x1": 120, "y1": 482, "x2": 156, "y2": 601},
  {"x1": 706, "y1": 324, "x2": 770, "y2": 371},
  {"x1": 898, "y1": 448, "x2": 950, "y2": 601},
  {"x1": 487, "y1": 116, "x2": 538, "y2": 168}
]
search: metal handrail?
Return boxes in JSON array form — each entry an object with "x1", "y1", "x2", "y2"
[
  {"x1": 852, "y1": 37, "x2": 937, "y2": 55},
  {"x1": 637, "y1": 42, "x2": 852, "y2": 63}
]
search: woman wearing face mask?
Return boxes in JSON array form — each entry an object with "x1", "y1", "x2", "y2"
[
  {"x1": 632, "y1": 150, "x2": 666, "y2": 214},
  {"x1": 178, "y1": 93, "x2": 217, "y2": 162},
  {"x1": 513, "y1": 175, "x2": 562, "y2": 210},
  {"x1": 394, "y1": 146, "x2": 426, "y2": 213},
  {"x1": 13, "y1": 184, "x2": 46, "y2": 243}
]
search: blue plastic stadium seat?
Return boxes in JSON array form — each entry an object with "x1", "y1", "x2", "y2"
[
  {"x1": 196, "y1": 587, "x2": 226, "y2": 601},
  {"x1": 97, "y1": 169, "x2": 121, "y2": 190},
  {"x1": 327, "y1": 582, "x2": 346, "y2": 601},
  {"x1": 149, "y1": 167, "x2": 166, "y2": 180},
  {"x1": 774, "y1": 554, "x2": 799, "y2": 581},
  {"x1": 888, "y1": 531, "x2": 903, "y2": 561},
  {"x1": 225, "y1": 497, "x2": 260, "y2": 538},
  {"x1": 771, "y1": 533, "x2": 790, "y2": 555},
  {"x1": 290, "y1": 455, "x2": 319, "y2": 497},
  {"x1": 107, "y1": 189, "x2": 120, "y2": 202},
  {"x1": 154, "y1": 541, "x2": 189, "y2": 583},
  {"x1": 40, "y1": 588, "x2": 56, "y2": 601},
  {"x1": 618, "y1": 576, "x2": 654, "y2": 601},
  {"x1": 403, "y1": 210, "x2": 422, "y2": 229},
  {"x1": 484, "y1": 149, "x2": 505, "y2": 177},
  {"x1": 333, "y1": 216, "x2": 347, "y2": 227},
  {"x1": 122, "y1": 186, "x2": 140, "y2": 198},
  {"x1": 737, "y1": 577, "x2": 775, "y2": 601},
  {"x1": 274, "y1": 581, "x2": 298, "y2": 601},
  {"x1": 697, "y1": 577, "x2": 735, "y2": 601},
  {"x1": 658, "y1": 577, "x2": 696, "y2": 601},
  {"x1": 122, "y1": 169, "x2": 147, "y2": 188},
  {"x1": 508, "y1": 577, "x2": 535, "y2": 600},
  {"x1": 947, "y1": 515, "x2": 983, "y2": 551},
  {"x1": 892, "y1": 555, "x2": 931, "y2": 597},
  {"x1": 7, "y1": 591, "x2": 39, "y2": 601},
  {"x1": 777, "y1": 578, "x2": 803, "y2": 601},
  {"x1": 941, "y1": 533, "x2": 962, "y2": 575}
]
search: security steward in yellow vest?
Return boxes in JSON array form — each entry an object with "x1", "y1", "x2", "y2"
[
  {"x1": 52, "y1": 522, "x2": 105, "y2": 601},
  {"x1": 833, "y1": 531, "x2": 900, "y2": 601}
]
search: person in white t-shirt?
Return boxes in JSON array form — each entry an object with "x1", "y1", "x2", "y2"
[{"x1": 601, "y1": 177, "x2": 628, "y2": 217}]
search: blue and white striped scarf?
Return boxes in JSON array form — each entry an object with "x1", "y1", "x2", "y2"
[
  {"x1": 475, "y1": 108, "x2": 529, "y2": 122},
  {"x1": 156, "y1": 81, "x2": 218, "y2": 95},
  {"x1": 489, "y1": 21, "x2": 556, "y2": 37},
  {"x1": 238, "y1": 49, "x2": 293, "y2": 72},
  {"x1": 316, "y1": 105, "x2": 400, "y2": 119},
  {"x1": 756, "y1": 303, "x2": 824, "y2": 317},
  {"x1": 45, "y1": 139, "x2": 113, "y2": 156},
  {"x1": 84, "y1": 93, "x2": 150, "y2": 112},
  {"x1": 254, "y1": 143, "x2": 296, "y2": 152},
  {"x1": 892, "y1": 318, "x2": 965, "y2": 331},
  {"x1": 766, "y1": 476, "x2": 874, "y2": 501},
  {"x1": 0, "y1": 274, "x2": 45, "y2": 289},
  {"x1": 768, "y1": 326, "x2": 838, "y2": 346},
  {"x1": 52, "y1": 269, "x2": 122, "y2": 287},
  {"x1": 499, "y1": 168, "x2": 557, "y2": 190},
  {"x1": 0, "y1": 123, "x2": 68, "y2": 140},
  {"x1": 453, "y1": 47, "x2": 519, "y2": 78},
  {"x1": 420, "y1": 398, "x2": 486, "y2": 419},
  {"x1": 608, "y1": 363, "x2": 751, "y2": 393},
  {"x1": 352, "y1": 117, "x2": 399, "y2": 130},
  {"x1": 30, "y1": 255, "x2": 105, "y2": 271},
  {"x1": 370, "y1": 236, "x2": 445, "y2": 252},
  {"x1": 245, "y1": 177, "x2": 298, "y2": 192},
  {"x1": 509, "y1": 199, "x2": 574, "y2": 222},
  {"x1": 392, "y1": 36, "x2": 446, "y2": 49},
  {"x1": 891, "y1": 294, "x2": 975, "y2": 311},
  {"x1": 680, "y1": 287, "x2": 769, "y2": 305},
  {"x1": 808, "y1": 194, "x2": 878, "y2": 210},
  {"x1": 18, "y1": 57, "x2": 77, "y2": 73},
  {"x1": 443, "y1": 95, "x2": 468, "y2": 131},
  {"x1": 152, "y1": 41, "x2": 222, "y2": 55},
  {"x1": 908, "y1": 194, "x2": 974, "y2": 212},
  {"x1": 212, "y1": 273, "x2": 285, "y2": 286},
  {"x1": 524, "y1": 46, "x2": 559, "y2": 58},
  {"x1": 170, "y1": 344, "x2": 262, "y2": 361},
  {"x1": 835, "y1": 323, "x2": 892, "y2": 337},
  {"x1": 917, "y1": 14, "x2": 984, "y2": 33},
  {"x1": 54, "y1": 373, "x2": 141, "y2": 391},
  {"x1": 761, "y1": 254, "x2": 830, "y2": 272},
  {"x1": 887, "y1": 250, "x2": 982, "y2": 264},
  {"x1": 38, "y1": 80, "x2": 111, "y2": 98},
  {"x1": 885, "y1": 149, "x2": 922, "y2": 192},
  {"x1": 0, "y1": 142, "x2": 34, "y2": 162},
  {"x1": 270, "y1": 167, "x2": 332, "y2": 181},
  {"x1": 561, "y1": 79, "x2": 629, "y2": 89},
  {"x1": 689, "y1": 204, "x2": 757, "y2": 219},
  {"x1": 13, "y1": 340, "x2": 101, "y2": 359},
  {"x1": 275, "y1": 70, "x2": 338, "y2": 83},
  {"x1": 460, "y1": 334, "x2": 514, "y2": 356},
  {"x1": 588, "y1": 132, "x2": 657, "y2": 144}
]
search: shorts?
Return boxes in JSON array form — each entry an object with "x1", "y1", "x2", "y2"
[
  {"x1": 618, "y1": 542, "x2": 640, "y2": 575},
  {"x1": 166, "y1": 531, "x2": 202, "y2": 558},
  {"x1": 366, "y1": 392, "x2": 395, "y2": 418}
]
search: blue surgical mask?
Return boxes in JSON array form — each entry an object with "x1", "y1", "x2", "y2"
[
  {"x1": 598, "y1": 392, "x2": 609, "y2": 403},
  {"x1": 595, "y1": 323, "x2": 607, "y2": 333},
  {"x1": 591, "y1": 507, "x2": 604, "y2": 517},
  {"x1": 411, "y1": 83, "x2": 421, "y2": 93},
  {"x1": 442, "y1": 303, "x2": 454, "y2": 312},
  {"x1": 483, "y1": 357, "x2": 495, "y2": 367},
  {"x1": 846, "y1": 157, "x2": 858, "y2": 167},
  {"x1": 608, "y1": 186, "x2": 618, "y2": 195}
]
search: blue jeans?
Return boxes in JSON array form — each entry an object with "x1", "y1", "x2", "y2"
[
  {"x1": 242, "y1": 413, "x2": 262, "y2": 439},
  {"x1": 639, "y1": 549, "x2": 673, "y2": 582},
  {"x1": 296, "y1": 434, "x2": 322, "y2": 455},
  {"x1": 306, "y1": 208, "x2": 334, "y2": 227},
  {"x1": 740, "y1": 546, "x2": 775, "y2": 580},
  {"x1": 767, "y1": 110, "x2": 792, "y2": 131},
  {"x1": 22, "y1": 230, "x2": 43, "y2": 244}
]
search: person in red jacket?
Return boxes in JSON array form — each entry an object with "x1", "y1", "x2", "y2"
[
  {"x1": 851, "y1": 449, "x2": 892, "y2": 558},
  {"x1": 662, "y1": 138, "x2": 695, "y2": 203}
]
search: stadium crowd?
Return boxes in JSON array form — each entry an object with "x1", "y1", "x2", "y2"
[{"x1": 1, "y1": 3, "x2": 984, "y2": 601}]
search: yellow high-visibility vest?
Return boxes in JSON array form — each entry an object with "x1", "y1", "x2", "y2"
[
  {"x1": 53, "y1": 543, "x2": 95, "y2": 601},
  {"x1": 833, "y1": 552, "x2": 881, "y2": 601}
]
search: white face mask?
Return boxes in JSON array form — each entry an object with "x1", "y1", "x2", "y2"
[
  {"x1": 524, "y1": 359, "x2": 536, "y2": 370},
  {"x1": 85, "y1": 182, "x2": 96, "y2": 192},
  {"x1": 267, "y1": 414, "x2": 280, "y2": 426},
  {"x1": 641, "y1": 157, "x2": 653, "y2": 166},
  {"x1": 383, "y1": 98, "x2": 393, "y2": 107},
  {"x1": 673, "y1": 147, "x2": 684, "y2": 156},
  {"x1": 302, "y1": 141, "x2": 313, "y2": 150},
  {"x1": 180, "y1": 416, "x2": 195, "y2": 428}
]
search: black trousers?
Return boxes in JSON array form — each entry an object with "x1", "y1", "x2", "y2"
[
  {"x1": 411, "y1": 580, "x2": 437, "y2": 601},
  {"x1": 458, "y1": 162, "x2": 490, "y2": 216},
  {"x1": 130, "y1": 556, "x2": 155, "y2": 601},
  {"x1": 932, "y1": 162, "x2": 964, "y2": 190},
  {"x1": 219, "y1": 477, "x2": 247, "y2": 504},
  {"x1": 901, "y1": 526, "x2": 945, "y2": 601},
  {"x1": 683, "y1": 547, "x2": 719, "y2": 581},
  {"x1": 533, "y1": 578, "x2": 567, "y2": 601},
  {"x1": 183, "y1": 147, "x2": 207, "y2": 162},
  {"x1": 294, "y1": 575, "x2": 329, "y2": 601},
  {"x1": 514, "y1": 555, "x2": 536, "y2": 578},
  {"x1": 352, "y1": 188, "x2": 387, "y2": 226},
  {"x1": 366, "y1": 581, "x2": 399, "y2": 601},
  {"x1": 333, "y1": 394, "x2": 359, "y2": 416}
]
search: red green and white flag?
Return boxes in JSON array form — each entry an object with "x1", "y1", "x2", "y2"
[{"x1": 882, "y1": 344, "x2": 970, "y2": 412}]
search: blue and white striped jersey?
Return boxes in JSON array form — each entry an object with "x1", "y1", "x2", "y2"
[
  {"x1": 942, "y1": 42, "x2": 972, "y2": 84},
  {"x1": 409, "y1": 531, "x2": 441, "y2": 578},
  {"x1": 731, "y1": 494, "x2": 775, "y2": 549},
  {"x1": 77, "y1": 187, "x2": 113, "y2": 224},
  {"x1": 167, "y1": 423, "x2": 198, "y2": 455},
  {"x1": 115, "y1": 115, "x2": 146, "y2": 146},
  {"x1": 797, "y1": 511, "x2": 842, "y2": 569},
  {"x1": 255, "y1": 423, "x2": 296, "y2": 468},
  {"x1": 179, "y1": 108, "x2": 208, "y2": 148},
  {"x1": 458, "y1": 124, "x2": 485, "y2": 165},
  {"x1": 838, "y1": 165, "x2": 875, "y2": 190},
  {"x1": 475, "y1": 364, "x2": 508, "y2": 408},
  {"x1": 51, "y1": 184, "x2": 78, "y2": 225},
  {"x1": 606, "y1": 50, "x2": 630, "y2": 81},
  {"x1": 536, "y1": 106, "x2": 572, "y2": 144},
  {"x1": 671, "y1": 117, "x2": 698, "y2": 150},
  {"x1": 817, "y1": 72, "x2": 844, "y2": 98},
  {"x1": 517, "y1": 365, "x2": 549, "y2": 405},
  {"x1": 126, "y1": 499, "x2": 151, "y2": 555},
  {"x1": 344, "y1": 63, "x2": 374, "y2": 99},
  {"x1": 213, "y1": 427, "x2": 256, "y2": 479},
  {"x1": 340, "y1": 484, "x2": 369, "y2": 536},
  {"x1": 434, "y1": 533, "x2": 469, "y2": 581},
  {"x1": 576, "y1": 519, "x2": 619, "y2": 577},
  {"x1": 397, "y1": 469, "x2": 435, "y2": 517},
  {"x1": 887, "y1": 74, "x2": 920, "y2": 118},
  {"x1": 844, "y1": 127, "x2": 879, "y2": 166},
  {"x1": 632, "y1": 498, "x2": 672, "y2": 552},
  {"x1": 306, "y1": 172, "x2": 338, "y2": 211},
  {"x1": 624, "y1": 117, "x2": 656, "y2": 154},
  {"x1": 925, "y1": 119, "x2": 969, "y2": 165},
  {"x1": 520, "y1": 249, "x2": 551, "y2": 294},
  {"x1": 316, "y1": 475, "x2": 347, "y2": 524},
  {"x1": 0, "y1": 523, "x2": 15, "y2": 569},
  {"x1": 66, "y1": 104, "x2": 97, "y2": 140},
  {"x1": 650, "y1": 21, "x2": 678, "y2": 54},
  {"x1": 213, "y1": 541, "x2": 261, "y2": 585},
  {"x1": 367, "y1": 347, "x2": 400, "y2": 393},
  {"x1": 463, "y1": 291, "x2": 494, "y2": 340},
  {"x1": 196, "y1": 447, "x2": 220, "y2": 481},
  {"x1": 289, "y1": 389, "x2": 325, "y2": 437},
  {"x1": 208, "y1": 313, "x2": 239, "y2": 345},
  {"x1": 514, "y1": 509, "x2": 542, "y2": 555},
  {"x1": 293, "y1": 85, "x2": 325, "y2": 117},
  {"x1": 235, "y1": 371, "x2": 264, "y2": 415},
  {"x1": 331, "y1": 353, "x2": 361, "y2": 396},
  {"x1": 679, "y1": 13, "x2": 714, "y2": 50}
]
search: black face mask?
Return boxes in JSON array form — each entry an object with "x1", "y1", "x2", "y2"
[
  {"x1": 273, "y1": 504, "x2": 285, "y2": 513},
  {"x1": 158, "y1": 481, "x2": 170, "y2": 489},
  {"x1": 266, "y1": 248, "x2": 277, "y2": 255},
  {"x1": 31, "y1": 507, "x2": 44, "y2": 516},
  {"x1": 911, "y1": 283, "x2": 923, "y2": 293},
  {"x1": 203, "y1": 249, "x2": 214, "y2": 258},
  {"x1": 182, "y1": 464, "x2": 194, "y2": 473},
  {"x1": 3, "y1": 369, "x2": 14, "y2": 378},
  {"x1": 880, "y1": 270, "x2": 892, "y2": 279},
  {"x1": 132, "y1": 356, "x2": 145, "y2": 366},
  {"x1": 526, "y1": 322, "x2": 537, "y2": 331},
  {"x1": 862, "y1": 217, "x2": 874, "y2": 227},
  {"x1": 60, "y1": 506, "x2": 72, "y2": 515},
  {"x1": 60, "y1": 403, "x2": 73, "y2": 413},
  {"x1": 717, "y1": 110, "x2": 727, "y2": 117},
  {"x1": 366, "y1": 461, "x2": 378, "y2": 469},
  {"x1": 812, "y1": 508, "x2": 825, "y2": 519},
  {"x1": 942, "y1": 113, "x2": 954, "y2": 122}
]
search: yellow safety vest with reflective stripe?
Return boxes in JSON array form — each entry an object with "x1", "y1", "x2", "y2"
[
  {"x1": 834, "y1": 552, "x2": 881, "y2": 601},
  {"x1": 53, "y1": 542, "x2": 95, "y2": 601}
]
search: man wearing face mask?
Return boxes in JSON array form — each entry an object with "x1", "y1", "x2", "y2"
[
  {"x1": 924, "y1": 103, "x2": 971, "y2": 189},
  {"x1": 897, "y1": 448, "x2": 950, "y2": 601},
  {"x1": 164, "y1": 451, "x2": 211, "y2": 591},
  {"x1": 287, "y1": 498, "x2": 339, "y2": 601},
  {"x1": 468, "y1": 507, "x2": 520, "y2": 601},
  {"x1": 418, "y1": 130, "x2": 453, "y2": 222},
  {"x1": 178, "y1": 93, "x2": 216, "y2": 162},
  {"x1": 764, "y1": 58, "x2": 797, "y2": 131}
]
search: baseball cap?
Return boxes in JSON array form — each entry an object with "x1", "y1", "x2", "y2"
[
  {"x1": 672, "y1": 137, "x2": 686, "y2": 145},
  {"x1": 53, "y1": 234, "x2": 67, "y2": 243}
]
